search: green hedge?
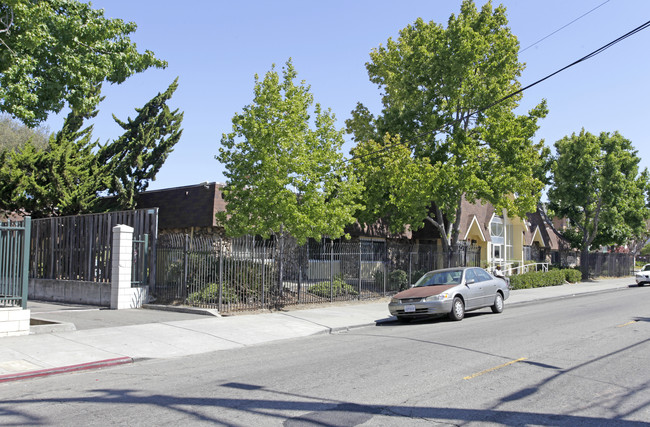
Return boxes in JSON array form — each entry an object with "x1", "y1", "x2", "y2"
[
  {"x1": 308, "y1": 277, "x2": 359, "y2": 298},
  {"x1": 509, "y1": 268, "x2": 581, "y2": 290},
  {"x1": 563, "y1": 268, "x2": 582, "y2": 283},
  {"x1": 187, "y1": 283, "x2": 240, "y2": 305}
]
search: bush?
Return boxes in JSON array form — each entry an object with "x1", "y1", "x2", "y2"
[
  {"x1": 509, "y1": 269, "x2": 567, "y2": 290},
  {"x1": 373, "y1": 269, "x2": 410, "y2": 291},
  {"x1": 187, "y1": 283, "x2": 240, "y2": 305},
  {"x1": 308, "y1": 276, "x2": 359, "y2": 298},
  {"x1": 389, "y1": 270, "x2": 408, "y2": 291},
  {"x1": 563, "y1": 268, "x2": 582, "y2": 283}
]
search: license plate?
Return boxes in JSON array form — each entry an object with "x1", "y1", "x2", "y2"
[{"x1": 404, "y1": 304, "x2": 416, "y2": 313}]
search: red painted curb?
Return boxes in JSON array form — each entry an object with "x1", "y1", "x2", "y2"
[{"x1": 0, "y1": 357, "x2": 133, "y2": 383}]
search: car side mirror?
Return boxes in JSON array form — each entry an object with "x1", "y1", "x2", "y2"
[{"x1": 466, "y1": 279, "x2": 475, "y2": 285}]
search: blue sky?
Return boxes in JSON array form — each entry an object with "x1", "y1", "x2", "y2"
[{"x1": 46, "y1": 0, "x2": 650, "y2": 191}]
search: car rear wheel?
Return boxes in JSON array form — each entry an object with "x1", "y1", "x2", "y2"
[
  {"x1": 491, "y1": 293, "x2": 504, "y2": 313},
  {"x1": 449, "y1": 297, "x2": 465, "y2": 321}
]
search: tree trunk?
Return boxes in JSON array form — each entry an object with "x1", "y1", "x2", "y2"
[{"x1": 580, "y1": 247, "x2": 590, "y2": 281}]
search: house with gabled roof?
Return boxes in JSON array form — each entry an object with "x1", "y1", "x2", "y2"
[{"x1": 458, "y1": 196, "x2": 577, "y2": 270}]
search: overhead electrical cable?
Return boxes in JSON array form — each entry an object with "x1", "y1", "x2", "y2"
[
  {"x1": 519, "y1": 0, "x2": 611, "y2": 54},
  {"x1": 346, "y1": 18, "x2": 650, "y2": 164}
]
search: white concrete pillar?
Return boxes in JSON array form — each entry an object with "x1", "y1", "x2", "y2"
[{"x1": 111, "y1": 224, "x2": 135, "y2": 309}]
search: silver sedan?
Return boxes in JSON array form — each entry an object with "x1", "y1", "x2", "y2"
[{"x1": 388, "y1": 267, "x2": 510, "y2": 321}]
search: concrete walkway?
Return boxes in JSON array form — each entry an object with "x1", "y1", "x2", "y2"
[{"x1": 0, "y1": 277, "x2": 635, "y2": 382}]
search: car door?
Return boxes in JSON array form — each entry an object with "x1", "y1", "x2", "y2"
[
  {"x1": 463, "y1": 268, "x2": 484, "y2": 309},
  {"x1": 475, "y1": 268, "x2": 498, "y2": 306}
]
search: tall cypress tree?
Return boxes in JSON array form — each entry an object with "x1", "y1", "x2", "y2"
[
  {"x1": 98, "y1": 78, "x2": 183, "y2": 209},
  {"x1": 0, "y1": 108, "x2": 100, "y2": 217},
  {"x1": 45, "y1": 108, "x2": 102, "y2": 215}
]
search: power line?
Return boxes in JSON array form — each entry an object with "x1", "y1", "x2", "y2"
[
  {"x1": 346, "y1": 18, "x2": 650, "y2": 165},
  {"x1": 519, "y1": 0, "x2": 611, "y2": 54}
]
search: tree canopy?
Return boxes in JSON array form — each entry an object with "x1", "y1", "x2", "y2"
[
  {"x1": 217, "y1": 60, "x2": 362, "y2": 245},
  {"x1": 0, "y1": 80, "x2": 183, "y2": 217},
  {"x1": 546, "y1": 129, "x2": 649, "y2": 278},
  {"x1": 0, "y1": 114, "x2": 49, "y2": 151},
  {"x1": 347, "y1": 0, "x2": 548, "y2": 257},
  {"x1": 97, "y1": 78, "x2": 183, "y2": 209},
  {"x1": 0, "y1": 0, "x2": 166, "y2": 125}
]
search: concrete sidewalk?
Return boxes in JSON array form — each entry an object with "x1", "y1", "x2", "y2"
[{"x1": 0, "y1": 277, "x2": 636, "y2": 382}]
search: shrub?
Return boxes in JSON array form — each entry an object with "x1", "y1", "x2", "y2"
[
  {"x1": 509, "y1": 269, "x2": 567, "y2": 290},
  {"x1": 389, "y1": 270, "x2": 408, "y2": 291},
  {"x1": 374, "y1": 269, "x2": 410, "y2": 291},
  {"x1": 187, "y1": 283, "x2": 240, "y2": 305},
  {"x1": 564, "y1": 268, "x2": 582, "y2": 283},
  {"x1": 308, "y1": 276, "x2": 359, "y2": 298}
]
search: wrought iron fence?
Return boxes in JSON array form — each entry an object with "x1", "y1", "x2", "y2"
[
  {"x1": 152, "y1": 234, "x2": 481, "y2": 313},
  {"x1": 0, "y1": 217, "x2": 31, "y2": 308},
  {"x1": 132, "y1": 234, "x2": 150, "y2": 287}
]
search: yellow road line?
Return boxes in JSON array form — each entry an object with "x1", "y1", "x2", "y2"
[
  {"x1": 617, "y1": 320, "x2": 637, "y2": 328},
  {"x1": 464, "y1": 357, "x2": 527, "y2": 380}
]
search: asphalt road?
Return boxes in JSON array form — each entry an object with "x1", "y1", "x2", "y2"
[{"x1": 2, "y1": 286, "x2": 650, "y2": 426}]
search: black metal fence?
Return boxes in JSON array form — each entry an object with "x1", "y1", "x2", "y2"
[
  {"x1": 152, "y1": 234, "x2": 481, "y2": 313},
  {"x1": 0, "y1": 217, "x2": 31, "y2": 308}
]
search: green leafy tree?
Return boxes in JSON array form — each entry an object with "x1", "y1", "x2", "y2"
[
  {"x1": 0, "y1": 114, "x2": 49, "y2": 151},
  {"x1": 347, "y1": 0, "x2": 548, "y2": 262},
  {"x1": 0, "y1": 81, "x2": 183, "y2": 216},
  {"x1": 217, "y1": 60, "x2": 363, "y2": 245},
  {"x1": 0, "y1": 0, "x2": 166, "y2": 125},
  {"x1": 97, "y1": 78, "x2": 183, "y2": 209},
  {"x1": 547, "y1": 129, "x2": 650, "y2": 279},
  {"x1": 0, "y1": 109, "x2": 100, "y2": 217}
]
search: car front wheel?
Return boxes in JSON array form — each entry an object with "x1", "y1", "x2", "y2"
[
  {"x1": 491, "y1": 293, "x2": 504, "y2": 313},
  {"x1": 449, "y1": 297, "x2": 465, "y2": 321}
]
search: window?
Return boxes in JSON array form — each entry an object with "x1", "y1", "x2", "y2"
[
  {"x1": 490, "y1": 216, "x2": 504, "y2": 244},
  {"x1": 475, "y1": 269, "x2": 492, "y2": 282},
  {"x1": 491, "y1": 215, "x2": 514, "y2": 262},
  {"x1": 524, "y1": 246, "x2": 532, "y2": 261}
]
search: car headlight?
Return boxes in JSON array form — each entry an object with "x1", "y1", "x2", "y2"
[
  {"x1": 390, "y1": 297, "x2": 399, "y2": 304},
  {"x1": 426, "y1": 293, "x2": 450, "y2": 301}
]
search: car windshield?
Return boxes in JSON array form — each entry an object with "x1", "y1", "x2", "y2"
[
  {"x1": 644, "y1": 265, "x2": 650, "y2": 271},
  {"x1": 414, "y1": 270, "x2": 463, "y2": 287}
]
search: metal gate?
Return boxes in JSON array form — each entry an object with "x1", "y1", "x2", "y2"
[{"x1": 0, "y1": 216, "x2": 31, "y2": 309}]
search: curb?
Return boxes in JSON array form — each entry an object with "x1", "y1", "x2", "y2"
[
  {"x1": 142, "y1": 304, "x2": 221, "y2": 317},
  {"x1": 507, "y1": 284, "x2": 631, "y2": 307},
  {"x1": 0, "y1": 357, "x2": 133, "y2": 383}
]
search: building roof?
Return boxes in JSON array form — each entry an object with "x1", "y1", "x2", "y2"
[{"x1": 135, "y1": 182, "x2": 226, "y2": 229}]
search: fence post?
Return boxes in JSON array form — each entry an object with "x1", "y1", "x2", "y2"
[
  {"x1": 21, "y1": 216, "x2": 31, "y2": 309},
  {"x1": 358, "y1": 241, "x2": 362, "y2": 299},
  {"x1": 111, "y1": 224, "x2": 146, "y2": 309},
  {"x1": 297, "y1": 246, "x2": 302, "y2": 304},
  {"x1": 218, "y1": 237, "x2": 223, "y2": 312},
  {"x1": 262, "y1": 244, "x2": 266, "y2": 307},
  {"x1": 408, "y1": 251, "x2": 412, "y2": 290},
  {"x1": 329, "y1": 240, "x2": 334, "y2": 302},
  {"x1": 182, "y1": 234, "x2": 189, "y2": 301}
]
